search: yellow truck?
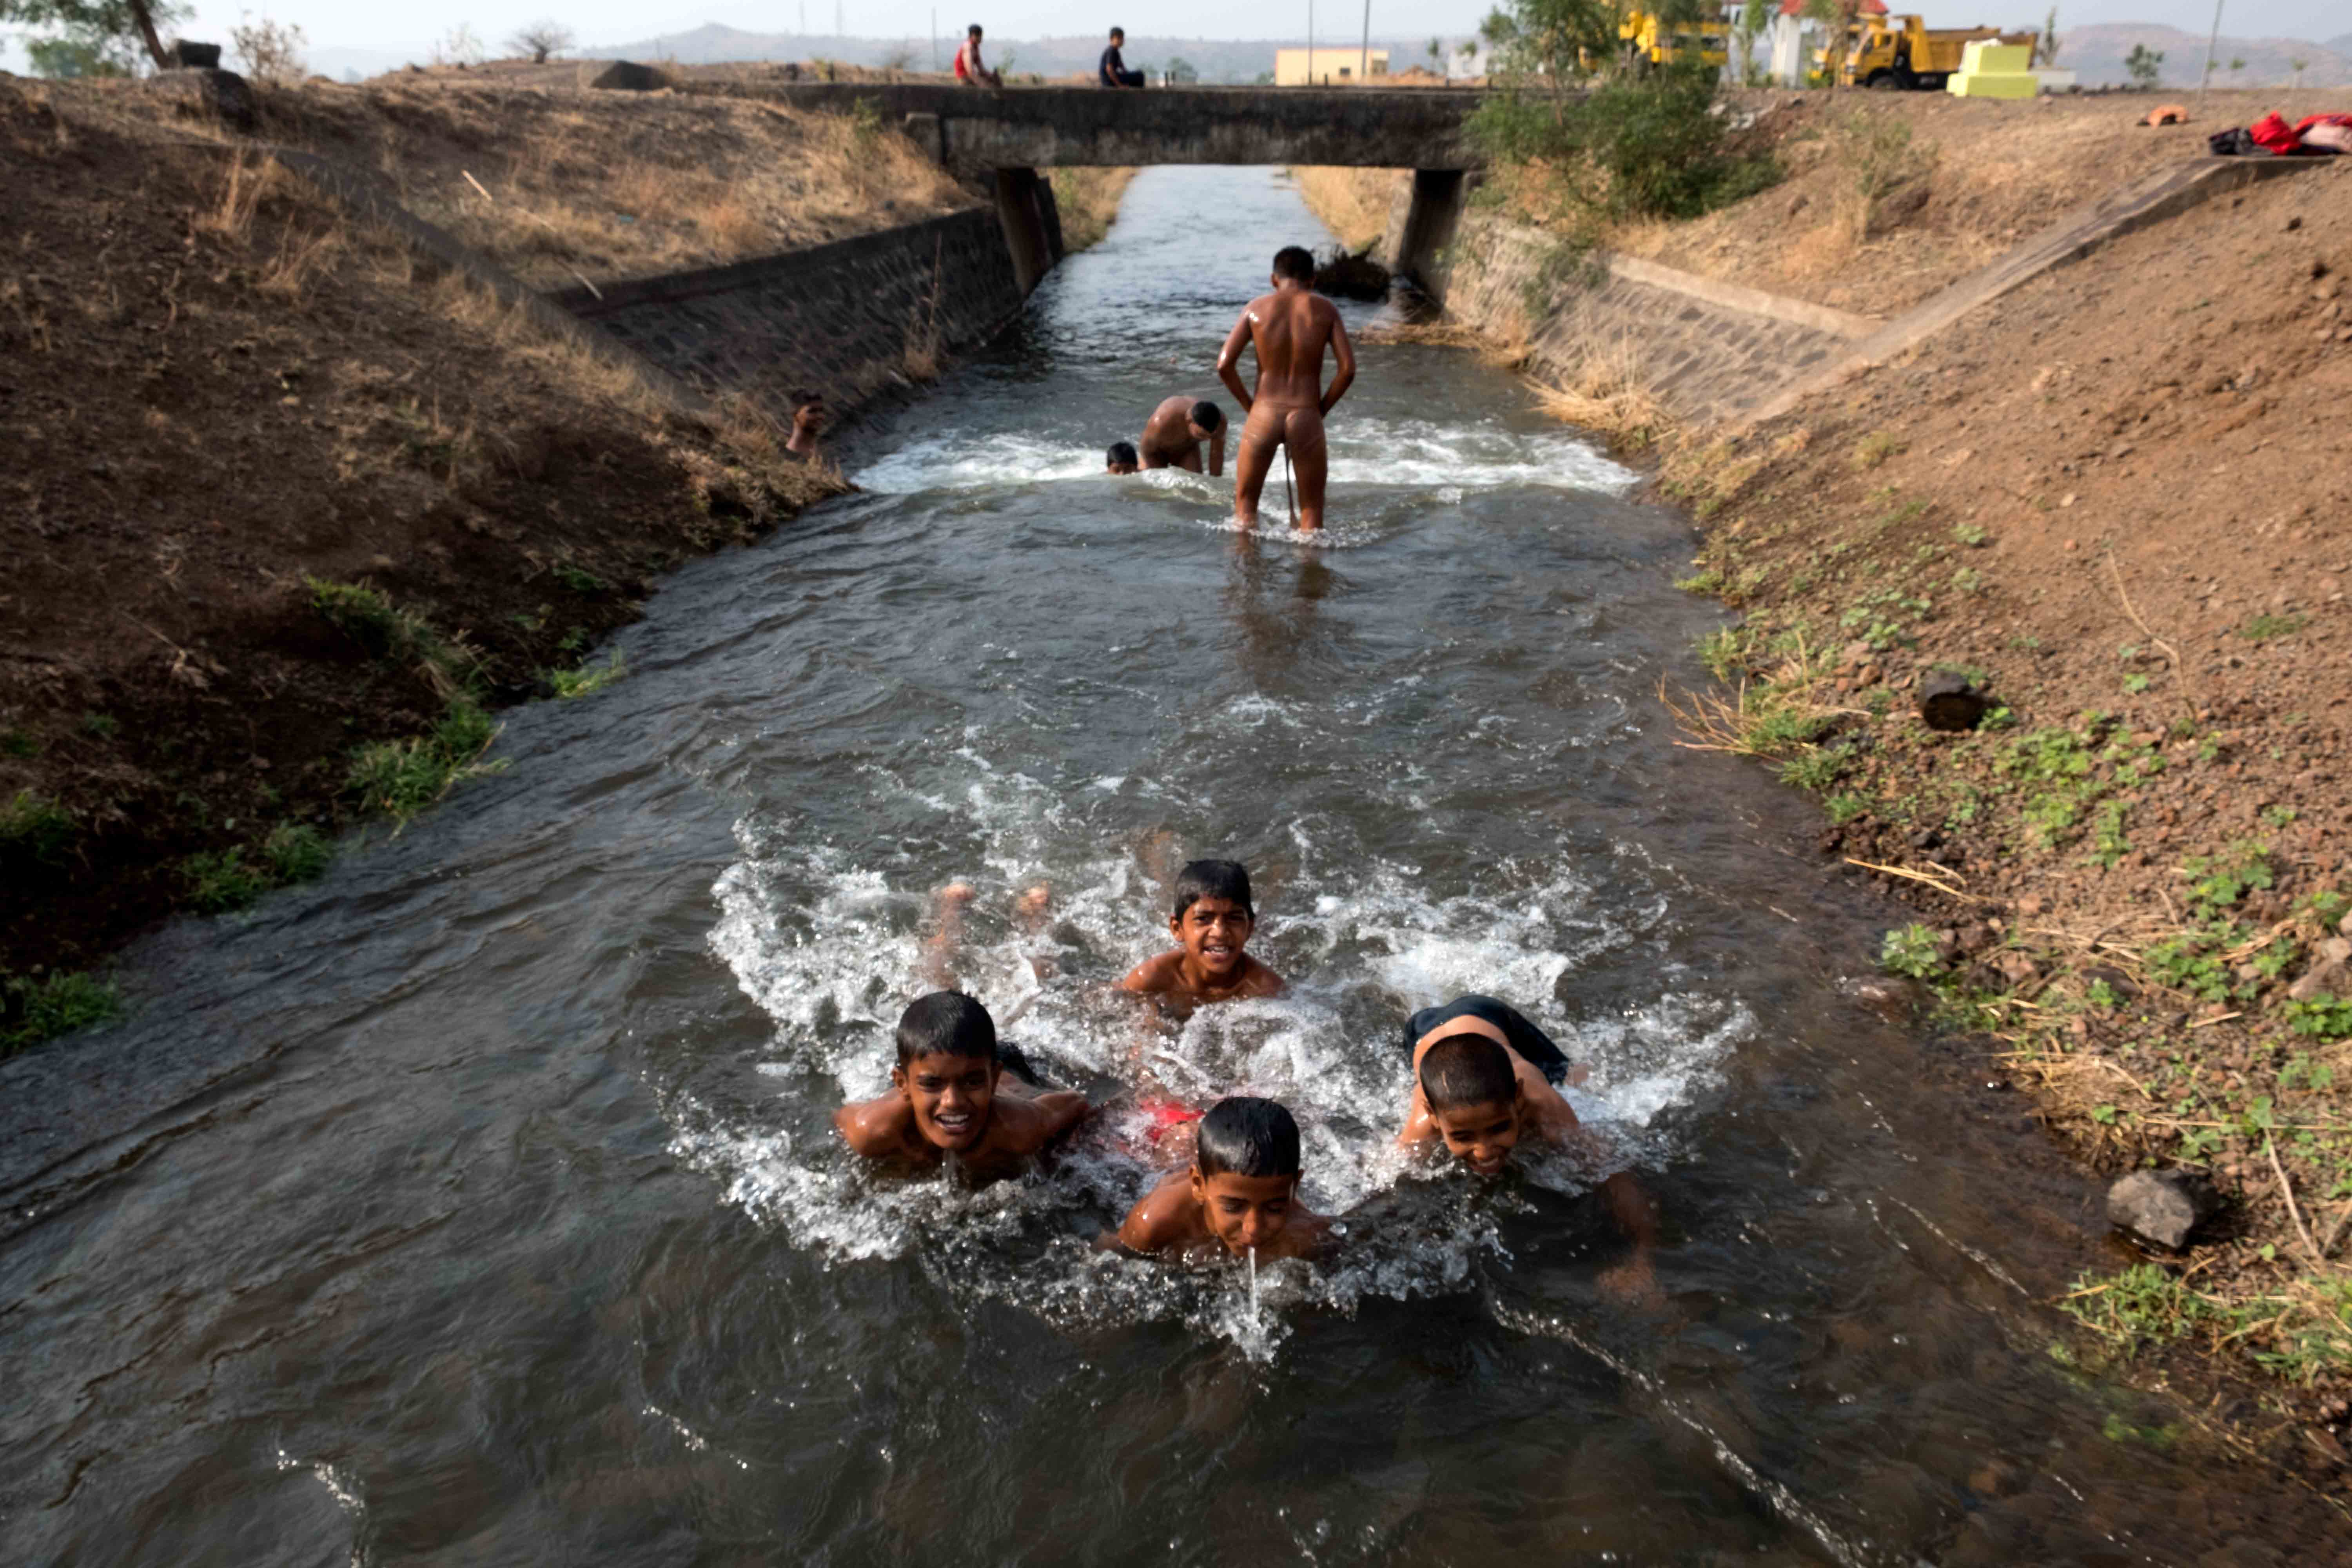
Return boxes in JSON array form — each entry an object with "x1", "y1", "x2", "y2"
[
  {"x1": 1821, "y1": 14, "x2": 2034, "y2": 90},
  {"x1": 1617, "y1": 9, "x2": 1732, "y2": 72}
]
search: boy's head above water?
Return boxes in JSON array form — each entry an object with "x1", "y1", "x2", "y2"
[
  {"x1": 1169, "y1": 858, "x2": 1255, "y2": 980},
  {"x1": 891, "y1": 991, "x2": 999, "y2": 1152},
  {"x1": 1105, "y1": 440, "x2": 1139, "y2": 475},
  {"x1": 1272, "y1": 245, "x2": 1316, "y2": 285},
  {"x1": 1419, "y1": 1032, "x2": 1524, "y2": 1176},
  {"x1": 1190, "y1": 1095, "x2": 1301, "y2": 1254}
]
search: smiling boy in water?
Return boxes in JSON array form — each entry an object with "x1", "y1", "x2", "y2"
[
  {"x1": 834, "y1": 991, "x2": 1089, "y2": 1184},
  {"x1": 1116, "y1": 1095, "x2": 1331, "y2": 1261},
  {"x1": 1117, "y1": 858, "x2": 1283, "y2": 1006},
  {"x1": 1397, "y1": 994, "x2": 1662, "y2": 1302}
]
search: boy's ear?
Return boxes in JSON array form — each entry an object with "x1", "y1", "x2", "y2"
[
  {"x1": 889, "y1": 1064, "x2": 908, "y2": 1096},
  {"x1": 1167, "y1": 910, "x2": 1184, "y2": 938},
  {"x1": 1188, "y1": 1164, "x2": 1206, "y2": 1203}
]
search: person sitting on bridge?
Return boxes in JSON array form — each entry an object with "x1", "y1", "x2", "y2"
[
  {"x1": 953, "y1": 23, "x2": 1003, "y2": 88},
  {"x1": 1216, "y1": 245, "x2": 1356, "y2": 532},
  {"x1": 1105, "y1": 440, "x2": 1140, "y2": 474},
  {"x1": 1099, "y1": 27, "x2": 1145, "y2": 87},
  {"x1": 1138, "y1": 396, "x2": 1224, "y2": 475}
]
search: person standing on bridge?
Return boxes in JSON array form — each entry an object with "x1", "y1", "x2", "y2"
[
  {"x1": 953, "y1": 23, "x2": 1003, "y2": 88},
  {"x1": 1215, "y1": 246, "x2": 1355, "y2": 532},
  {"x1": 1099, "y1": 27, "x2": 1145, "y2": 87}
]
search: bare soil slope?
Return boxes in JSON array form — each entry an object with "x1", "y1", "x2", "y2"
[
  {"x1": 0, "y1": 77, "x2": 835, "y2": 1014},
  {"x1": 1670, "y1": 156, "x2": 2352, "y2": 1436},
  {"x1": 105, "y1": 67, "x2": 976, "y2": 290}
]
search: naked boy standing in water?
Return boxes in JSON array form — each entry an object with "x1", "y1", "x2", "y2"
[{"x1": 1216, "y1": 246, "x2": 1356, "y2": 532}]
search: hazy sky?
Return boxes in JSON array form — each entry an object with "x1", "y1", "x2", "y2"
[
  {"x1": 2, "y1": 2, "x2": 2341, "y2": 74},
  {"x1": 22, "y1": 0, "x2": 2352, "y2": 56}
]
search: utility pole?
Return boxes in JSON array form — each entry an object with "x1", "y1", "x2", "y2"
[
  {"x1": 931, "y1": 7, "x2": 937, "y2": 69},
  {"x1": 836, "y1": 0, "x2": 844, "y2": 39},
  {"x1": 1308, "y1": 0, "x2": 1315, "y2": 84},
  {"x1": 1359, "y1": 0, "x2": 1369, "y2": 84},
  {"x1": 2194, "y1": 0, "x2": 2223, "y2": 120}
]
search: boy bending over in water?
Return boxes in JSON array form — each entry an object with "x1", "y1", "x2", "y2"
[
  {"x1": 1118, "y1": 1095, "x2": 1330, "y2": 1261},
  {"x1": 835, "y1": 992, "x2": 1088, "y2": 1183},
  {"x1": 1397, "y1": 994, "x2": 1660, "y2": 1301},
  {"x1": 1118, "y1": 858, "x2": 1283, "y2": 1005},
  {"x1": 1216, "y1": 245, "x2": 1355, "y2": 532}
]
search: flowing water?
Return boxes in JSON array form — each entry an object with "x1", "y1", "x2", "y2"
[{"x1": 1, "y1": 168, "x2": 2333, "y2": 1565}]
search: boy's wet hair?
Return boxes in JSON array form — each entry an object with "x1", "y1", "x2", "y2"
[
  {"x1": 1195, "y1": 1096, "x2": 1301, "y2": 1179},
  {"x1": 1189, "y1": 399, "x2": 1224, "y2": 432},
  {"x1": 1109, "y1": 26, "x2": 1124, "y2": 38},
  {"x1": 1107, "y1": 440, "x2": 1139, "y2": 467},
  {"x1": 1419, "y1": 1033, "x2": 1517, "y2": 1111},
  {"x1": 1272, "y1": 245, "x2": 1316, "y2": 282},
  {"x1": 1172, "y1": 858, "x2": 1253, "y2": 920},
  {"x1": 967, "y1": 22, "x2": 983, "y2": 34},
  {"x1": 896, "y1": 991, "x2": 997, "y2": 1067}
]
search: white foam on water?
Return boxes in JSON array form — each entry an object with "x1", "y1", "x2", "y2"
[
  {"x1": 688, "y1": 765, "x2": 1755, "y2": 1357},
  {"x1": 850, "y1": 418, "x2": 1635, "y2": 502}
]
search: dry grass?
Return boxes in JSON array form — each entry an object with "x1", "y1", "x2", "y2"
[
  {"x1": 1527, "y1": 328, "x2": 1671, "y2": 451},
  {"x1": 1048, "y1": 166, "x2": 1138, "y2": 253},
  {"x1": 1288, "y1": 167, "x2": 1406, "y2": 254},
  {"x1": 200, "y1": 80, "x2": 977, "y2": 289}
]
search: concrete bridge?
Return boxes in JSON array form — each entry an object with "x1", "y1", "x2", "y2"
[{"x1": 686, "y1": 81, "x2": 1486, "y2": 295}]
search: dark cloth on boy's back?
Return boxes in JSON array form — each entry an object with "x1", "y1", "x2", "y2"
[
  {"x1": 1099, "y1": 44, "x2": 1144, "y2": 87},
  {"x1": 1404, "y1": 994, "x2": 1572, "y2": 1085},
  {"x1": 996, "y1": 1039, "x2": 1049, "y2": 1088}
]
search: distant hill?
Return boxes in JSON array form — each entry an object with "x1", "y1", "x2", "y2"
[
  {"x1": 582, "y1": 22, "x2": 1479, "y2": 84},
  {"x1": 2055, "y1": 23, "x2": 2350, "y2": 87}
]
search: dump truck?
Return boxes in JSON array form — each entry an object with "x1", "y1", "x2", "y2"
[
  {"x1": 1820, "y1": 15, "x2": 2035, "y2": 90},
  {"x1": 1618, "y1": 9, "x2": 1732, "y2": 72}
]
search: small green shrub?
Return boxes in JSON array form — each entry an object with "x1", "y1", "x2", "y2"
[
  {"x1": 2283, "y1": 999, "x2": 2352, "y2": 1041},
  {"x1": 349, "y1": 699, "x2": 502, "y2": 820},
  {"x1": 554, "y1": 563, "x2": 612, "y2": 595},
  {"x1": 1880, "y1": 923, "x2": 1942, "y2": 978},
  {"x1": 548, "y1": 653, "x2": 629, "y2": 700},
  {"x1": 1778, "y1": 750, "x2": 1842, "y2": 791},
  {"x1": 2, "y1": 970, "x2": 122, "y2": 1055},
  {"x1": 265, "y1": 822, "x2": 334, "y2": 884},
  {"x1": 2239, "y1": 612, "x2": 2307, "y2": 641},
  {"x1": 182, "y1": 848, "x2": 271, "y2": 913},
  {"x1": 1851, "y1": 430, "x2": 1905, "y2": 470},
  {"x1": 1, "y1": 791, "x2": 77, "y2": 864}
]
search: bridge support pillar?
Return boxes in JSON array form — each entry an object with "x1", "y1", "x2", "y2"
[
  {"x1": 1391, "y1": 169, "x2": 1469, "y2": 308},
  {"x1": 993, "y1": 167, "x2": 1065, "y2": 297}
]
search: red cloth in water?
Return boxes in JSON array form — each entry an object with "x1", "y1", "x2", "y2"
[
  {"x1": 2249, "y1": 112, "x2": 2352, "y2": 154},
  {"x1": 1140, "y1": 1099, "x2": 1201, "y2": 1146}
]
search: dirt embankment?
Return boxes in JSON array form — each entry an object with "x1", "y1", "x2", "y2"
[
  {"x1": 187, "y1": 70, "x2": 976, "y2": 291},
  {"x1": 1299, "y1": 89, "x2": 2352, "y2": 1457},
  {"x1": 0, "y1": 75, "x2": 844, "y2": 1042},
  {"x1": 1659, "y1": 157, "x2": 2352, "y2": 1445}
]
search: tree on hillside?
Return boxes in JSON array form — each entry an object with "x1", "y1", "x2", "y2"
[
  {"x1": 1165, "y1": 55, "x2": 1198, "y2": 83},
  {"x1": 2123, "y1": 43, "x2": 2162, "y2": 89},
  {"x1": 1802, "y1": 0, "x2": 1870, "y2": 94},
  {"x1": 229, "y1": 14, "x2": 306, "y2": 85},
  {"x1": 1428, "y1": 34, "x2": 1443, "y2": 65},
  {"x1": 1732, "y1": 0, "x2": 1770, "y2": 87},
  {"x1": 505, "y1": 20, "x2": 574, "y2": 63},
  {"x1": 2035, "y1": 5, "x2": 2059, "y2": 67},
  {"x1": 1, "y1": 0, "x2": 190, "y2": 73},
  {"x1": 2289, "y1": 56, "x2": 2307, "y2": 91}
]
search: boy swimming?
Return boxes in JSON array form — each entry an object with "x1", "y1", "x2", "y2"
[
  {"x1": 834, "y1": 991, "x2": 1089, "y2": 1183},
  {"x1": 1116, "y1": 1095, "x2": 1330, "y2": 1260},
  {"x1": 1105, "y1": 440, "x2": 1140, "y2": 475},
  {"x1": 1397, "y1": 994, "x2": 1662, "y2": 1301},
  {"x1": 1117, "y1": 858, "x2": 1283, "y2": 1005},
  {"x1": 1394, "y1": 994, "x2": 1582, "y2": 1172},
  {"x1": 1137, "y1": 396, "x2": 1225, "y2": 475}
]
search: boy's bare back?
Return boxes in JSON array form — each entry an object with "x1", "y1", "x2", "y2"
[{"x1": 1232, "y1": 289, "x2": 1345, "y2": 410}]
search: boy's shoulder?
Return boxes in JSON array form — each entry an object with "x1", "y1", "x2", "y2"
[
  {"x1": 1234, "y1": 955, "x2": 1285, "y2": 996},
  {"x1": 1117, "y1": 1174, "x2": 1200, "y2": 1253},
  {"x1": 1118, "y1": 949, "x2": 1187, "y2": 993},
  {"x1": 834, "y1": 1095, "x2": 923, "y2": 1161}
]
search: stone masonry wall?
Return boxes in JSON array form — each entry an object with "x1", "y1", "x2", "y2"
[
  {"x1": 1428, "y1": 212, "x2": 1867, "y2": 429},
  {"x1": 549, "y1": 209, "x2": 1027, "y2": 417}
]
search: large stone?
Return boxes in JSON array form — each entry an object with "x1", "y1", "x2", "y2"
[
  {"x1": 2106, "y1": 1168, "x2": 2218, "y2": 1250},
  {"x1": 2287, "y1": 956, "x2": 2349, "y2": 1003}
]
